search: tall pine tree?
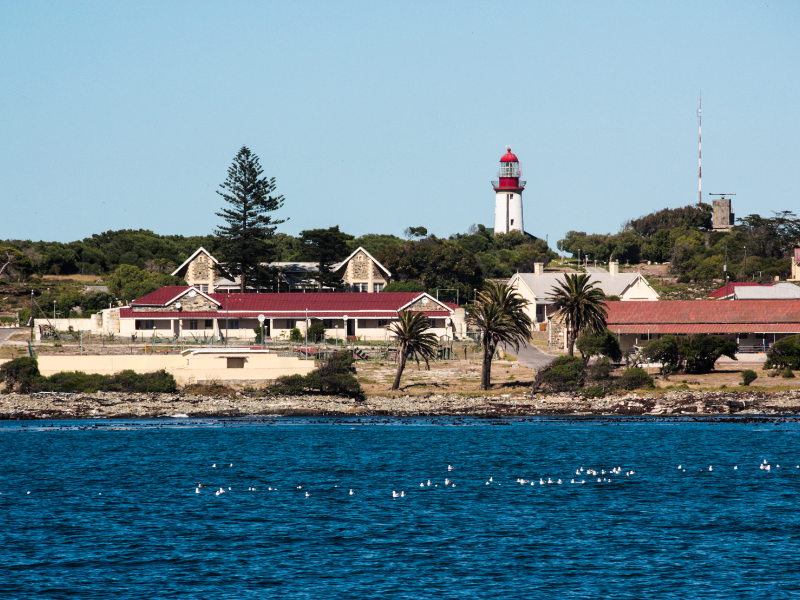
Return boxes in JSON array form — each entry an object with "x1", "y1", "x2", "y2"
[{"x1": 215, "y1": 146, "x2": 286, "y2": 292}]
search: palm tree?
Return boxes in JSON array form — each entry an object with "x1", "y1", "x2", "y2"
[
  {"x1": 388, "y1": 310, "x2": 439, "y2": 390},
  {"x1": 468, "y1": 282, "x2": 533, "y2": 391},
  {"x1": 548, "y1": 273, "x2": 608, "y2": 356}
]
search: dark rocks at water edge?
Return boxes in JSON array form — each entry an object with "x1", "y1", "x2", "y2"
[{"x1": 2, "y1": 389, "x2": 800, "y2": 419}]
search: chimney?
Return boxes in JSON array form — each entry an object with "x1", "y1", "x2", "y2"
[
  {"x1": 609, "y1": 262, "x2": 619, "y2": 276},
  {"x1": 533, "y1": 263, "x2": 544, "y2": 276}
]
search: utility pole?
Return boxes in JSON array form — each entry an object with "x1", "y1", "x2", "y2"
[
  {"x1": 725, "y1": 246, "x2": 730, "y2": 299},
  {"x1": 743, "y1": 246, "x2": 747, "y2": 281},
  {"x1": 698, "y1": 94, "x2": 703, "y2": 205},
  {"x1": 30, "y1": 291, "x2": 34, "y2": 341}
]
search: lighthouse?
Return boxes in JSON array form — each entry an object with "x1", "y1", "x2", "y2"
[{"x1": 493, "y1": 148, "x2": 526, "y2": 235}]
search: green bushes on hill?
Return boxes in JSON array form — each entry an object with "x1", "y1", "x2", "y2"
[
  {"x1": 530, "y1": 356, "x2": 653, "y2": 396},
  {"x1": 641, "y1": 334, "x2": 738, "y2": 375},
  {"x1": 270, "y1": 350, "x2": 361, "y2": 398},
  {"x1": 765, "y1": 335, "x2": 800, "y2": 370},
  {"x1": 0, "y1": 357, "x2": 177, "y2": 393}
]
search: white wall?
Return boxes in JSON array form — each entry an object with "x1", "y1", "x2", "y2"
[{"x1": 494, "y1": 191, "x2": 524, "y2": 234}]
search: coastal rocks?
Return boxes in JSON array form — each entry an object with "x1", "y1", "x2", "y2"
[{"x1": 2, "y1": 389, "x2": 800, "y2": 419}]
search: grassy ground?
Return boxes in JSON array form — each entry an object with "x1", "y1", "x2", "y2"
[{"x1": 355, "y1": 358, "x2": 535, "y2": 396}]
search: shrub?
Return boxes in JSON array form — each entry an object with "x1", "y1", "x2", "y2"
[
  {"x1": 183, "y1": 382, "x2": 236, "y2": 396},
  {"x1": 269, "y1": 351, "x2": 362, "y2": 398},
  {"x1": 531, "y1": 355, "x2": 585, "y2": 393},
  {"x1": 0, "y1": 357, "x2": 41, "y2": 393},
  {"x1": 304, "y1": 351, "x2": 362, "y2": 397},
  {"x1": 782, "y1": 368, "x2": 795, "y2": 379},
  {"x1": 582, "y1": 385, "x2": 608, "y2": 398},
  {"x1": 39, "y1": 371, "x2": 108, "y2": 393},
  {"x1": 642, "y1": 336, "x2": 682, "y2": 374},
  {"x1": 1, "y1": 360, "x2": 178, "y2": 394},
  {"x1": 618, "y1": 367, "x2": 654, "y2": 390},
  {"x1": 681, "y1": 335, "x2": 738, "y2": 374},
  {"x1": 765, "y1": 335, "x2": 800, "y2": 370},
  {"x1": 587, "y1": 357, "x2": 612, "y2": 381},
  {"x1": 270, "y1": 374, "x2": 307, "y2": 395},
  {"x1": 308, "y1": 321, "x2": 326, "y2": 343},
  {"x1": 576, "y1": 329, "x2": 623, "y2": 364},
  {"x1": 741, "y1": 370, "x2": 758, "y2": 386},
  {"x1": 104, "y1": 370, "x2": 177, "y2": 393},
  {"x1": 289, "y1": 327, "x2": 303, "y2": 342}
]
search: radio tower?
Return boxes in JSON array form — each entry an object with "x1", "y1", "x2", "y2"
[{"x1": 698, "y1": 95, "x2": 702, "y2": 205}]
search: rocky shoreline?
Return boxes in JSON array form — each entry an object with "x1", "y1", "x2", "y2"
[{"x1": 2, "y1": 389, "x2": 800, "y2": 420}]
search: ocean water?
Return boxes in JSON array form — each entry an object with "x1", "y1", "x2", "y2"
[{"x1": 1, "y1": 417, "x2": 799, "y2": 599}]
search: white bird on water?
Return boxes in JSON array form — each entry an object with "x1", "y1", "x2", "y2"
[
  {"x1": 305, "y1": 492, "x2": 310, "y2": 498},
  {"x1": 427, "y1": 480, "x2": 432, "y2": 487},
  {"x1": 448, "y1": 465, "x2": 454, "y2": 471},
  {"x1": 196, "y1": 488, "x2": 200, "y2": 494},
  {"x1": 349, "y1": 489, "x2": 355, "y2": 495},
  {"x1": 400, "y1": 491, "x2": 406, "y2": 497},
  {"x1": 709, "y1": 466, "x2": 713, "y2": 472},
  {"x1": 392, "y1": 491, "x2": 400, "y2": 498},
  {"x1": 420, "y1": 483, "x2": 425, "y2": 488},
  {"x1": 212, "y1": 464, "x2": 216, "y2": 468},
  {"x1": 734, "y1": 466, "x2": 738, "y2": 470}
]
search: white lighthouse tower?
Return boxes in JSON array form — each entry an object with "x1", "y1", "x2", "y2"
[{"x1": 493, "y1": 147, "x2": 525, "y2": 234}]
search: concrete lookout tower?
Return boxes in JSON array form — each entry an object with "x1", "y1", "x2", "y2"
[{"x1": 493, "y1": 148, "x2": 526, "y2": 234}]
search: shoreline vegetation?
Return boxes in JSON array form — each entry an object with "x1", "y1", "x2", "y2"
[{"x1": 2, "y1": 388, "x2": 800, "y2": 420}]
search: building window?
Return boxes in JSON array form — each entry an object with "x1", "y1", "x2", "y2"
[
  {"x1": 135, "y1": 319, "x2": 155, "y2": 330},
  {"x1": 193, "y1": 284, "x2": 209, "y2": 293},
  {"x1": 739, "y1": 333, "x2": 749, "y2": 339},
  {"x1": 510, "y1": 219, "x2": 514, "y2": 226},
  {"x1": 429, "y1": 319, "x2": 438, "y2": 328},
  {"x1": 205, "y1": 320, "x2": 213, "y2": 329},
  {"x1": 226, "y1": 319, "x2": 239, "y2": 330},
  {"x1": 286, "y1": 319, "x2": 296, "y2": 329},
  {"x1": 374, "y1": 283, "x2": 384, "y2": 292},
  {"x1": 227, "y1": 357, "x2": 245, "y2": 369},
  {"x1": 188, "y1": 320, "x2": 198, "y2": 330},
  {"x1": 323, "y1": 319, "x2": 334, "y2": 328},
  {"x1": 378, "y1": 319, "x2": 388, "y2": 327}
]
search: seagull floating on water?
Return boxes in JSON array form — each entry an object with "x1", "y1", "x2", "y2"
[{"x1": 349, "y1": 489, "x2": 354, "y2": 495}]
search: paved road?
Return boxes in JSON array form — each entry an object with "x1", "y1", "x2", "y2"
[
  {"x1": 503, "y1": 343, "x2": 556, "y2": 369},
  {"x1": 0, "y1": 328, "x2": 20, "y2": 348},
  {"x1": 584, "y1": 265, "x2": 607, "y2": 274}
]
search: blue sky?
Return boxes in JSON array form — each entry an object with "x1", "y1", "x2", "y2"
[{"x1": 1, "y1": 1, "x2": 798, "y2": 249}]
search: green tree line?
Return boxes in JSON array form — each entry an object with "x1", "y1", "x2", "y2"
[{"x1": 557, "y1": 205, "x2": 798, "y2": 282}]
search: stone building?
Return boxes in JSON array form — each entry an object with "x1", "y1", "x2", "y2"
[
  {"x1": 712, "y1": 196, "x2": 734, "y2": 230},
  {"x1": 171, "y1": 246, "x2": 392, "y2": 293}
]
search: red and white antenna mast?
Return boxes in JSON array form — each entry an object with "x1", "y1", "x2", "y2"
[{"x1": 698, "y1": 94, "x2": 702, "y2": 205}]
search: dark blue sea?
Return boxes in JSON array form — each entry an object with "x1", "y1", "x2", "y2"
[{"x1": 2, "y1": 416, "x2": 800, "y2": 599}]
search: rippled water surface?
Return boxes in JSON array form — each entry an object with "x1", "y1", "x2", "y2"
[{"x1": 2, "y1": 417, "x2": 800, "y2": 599}]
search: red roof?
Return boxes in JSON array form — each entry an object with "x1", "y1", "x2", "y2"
[
  {"x1": 131, "y1": 286, "x2": 195, "y2": 306},
  {"x1": 707, "y1": 282, "x2": 774, "y2": 298},
  {"x1": 605, "y1": 300, "x2": 800, "y2": 334},
  {"x1": 126, "y1": 287, "x2": 456, "y2": 319},
  {"x1": 120, "y1": 309, "x2": 452, "y2": 320},
  {"x1": 500, "y1": 147, "x2": 518, "y2": 163}
]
